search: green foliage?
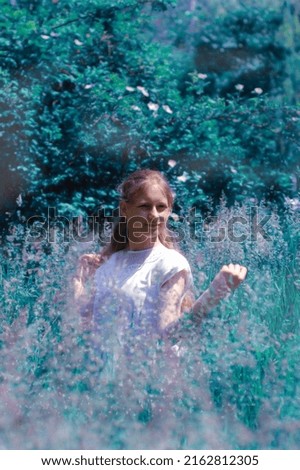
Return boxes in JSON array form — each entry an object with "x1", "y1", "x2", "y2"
[
  {"x1": 0, "y1": 0, "x2": 299, "y2": 225},
  {"x1": 192, "y1": 6, "x2": 287, "y2": 96}
]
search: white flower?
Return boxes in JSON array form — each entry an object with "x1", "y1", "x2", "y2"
[
  {"x1": 126, "y1": 86, "x2": 135, "y2": 92},
  {"x1": 253, "y1": 87, "x2": 263, "y2": 95},
  {"x1": 198, "y1": 73, "x2": 208, "y2": 80},
  {"x1": 74, "y1": 39, "x2": 83, "y2": 46},
  {"x1": 168, "y1": 159, "x2": 177, "y2": 168},
  {"x1": 170, "y1": 212, "x2": 179, "y2": 221},
  {"x1": 84, "y1": 84, "x2": 94, "y2": 89},
  {"x1": 41, "y1": 35, "x2": 50, "y2": 40},
  {"x1": 131, "y1": 105, "x2": 141, "y2": 111},
  {"x1": 16, "y1": 194, "x2": 22, "y2": 207},
  {"x1": 235, "y1": 83, "x2": 244, "y2": 91},
  {"x1": 285, "y1": 197, "x2": 300, "y2": 210},
  {"x1": 137, "y1": 86, "x2": 149, "y2": 97},
  {"x1": 162, "y1": 105, "x2": 173, "y2": 114},
  {"x1": 147, "y1": 102, "x2": 159, "y2": 112},
  {"x1": 177, "y1": 172, "x2": 189, "y2": 182}
]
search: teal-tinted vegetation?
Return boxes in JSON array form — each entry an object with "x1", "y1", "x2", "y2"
[{"x1": 1, "y1": 0, "x2": 300, "y2": 449}]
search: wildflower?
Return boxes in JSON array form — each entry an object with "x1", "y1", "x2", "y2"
[
  {"x1": 147, "y1": 102, "x2": 159, "y2": 112},
  {"x1": 285, "y1": 197, "x2": 300, "y2": 210},
  {"x1": 137, "y1": 86, "x2": 149, "y2": 97},
  {"x1": 168, "y1": 159, "x2": 177, "y2": 168},
  {"x1": 177, "y1": 172, "x2": 189, "y2": 182},
  {"x1": 170, "y1": 212, "x2": 180, "y2": 221},
  {"x1": 235, "y1": 84, "x2": 244, "y2": 91},
  {"x1": 16, "y1": 194, "x2": 22, "y2": 207},
  {"x1": 162, "y1": 105, "x2": 173, "y2": 114}
]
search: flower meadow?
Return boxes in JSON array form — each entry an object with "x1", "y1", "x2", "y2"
[{"x1": 1, "y1": 200, "x2": 300, "y2": 450}]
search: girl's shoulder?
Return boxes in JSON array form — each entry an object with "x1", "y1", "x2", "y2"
[
  {"x1": 158, "y1": 245, "x2": 191, "y2": 271},
  {"x1": 159, "y1": 244, "x2": 189, "y2": 260},
  {"x1": 156, "y1": 245, "x2": 193, "y2": 288},
  {"x1": 94, "y1": 244, "x2": 191, "y2": 274}
]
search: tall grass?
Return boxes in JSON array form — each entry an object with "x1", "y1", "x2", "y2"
[{"x1": 0, "y1": 200, "x2": 300, "y2": 449}]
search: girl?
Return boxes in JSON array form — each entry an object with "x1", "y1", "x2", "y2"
[{"x1": 74, "y1": 169, "x2": 247, "y2": 337}]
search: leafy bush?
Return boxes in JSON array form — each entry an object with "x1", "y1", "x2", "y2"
[{"x1": 0, "y1": 0, "x2": 299, "y2": 231}]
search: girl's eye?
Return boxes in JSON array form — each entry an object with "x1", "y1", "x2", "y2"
[{"x1": 138, "y1": 204, "x2": 167, "y2": 210}]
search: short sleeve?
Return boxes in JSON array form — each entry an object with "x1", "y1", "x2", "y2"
[{"x1": 159, "y1": 251, "x2": 193, "y2": 292}]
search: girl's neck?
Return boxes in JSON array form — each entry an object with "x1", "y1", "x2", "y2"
[{"x1": 127, "y1": 238, "x2": 162, "y2": 252}]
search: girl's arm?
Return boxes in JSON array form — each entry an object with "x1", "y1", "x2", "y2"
[
  {"x1": 73, "y1": 253, "x2": 102, "y2": 298},
  {"x1": 158, "y1": 264, "x2": 247, "y2": 331},
  {"x1": 192, "y1": 264, "x2": 247, "y2": 317},
  {"x1": 73, "y1": 254, "x2": 101, "y2": 326},
  {"x1": 159, "y1": 270, "x2": 188, "y2": 330}
]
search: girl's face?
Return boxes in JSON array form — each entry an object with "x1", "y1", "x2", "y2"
[{"x1": 120, "y1": 183, "x2": 171, "y2": 249}]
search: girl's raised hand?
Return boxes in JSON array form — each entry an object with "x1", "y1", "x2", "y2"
[
  {"x1": 73, "y1": 254, "x2": 102, "y2": 300},
  {"x1": 76, "y1": 254, "x2": 102, "y2": 281},
  {"x1": 210, "y1": 264, "x2": 247, "y2": 297}
]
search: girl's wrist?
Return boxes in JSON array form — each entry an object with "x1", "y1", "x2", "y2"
[
  {"x1": 191, "y1": 288, "x2": 213, "y2": 316},
  {"x1": 208, "y1": 279, "x2": 232, "y2": 299},
  {"x1": 191, "y1": 282, "x2": 231, "y2": 317}
]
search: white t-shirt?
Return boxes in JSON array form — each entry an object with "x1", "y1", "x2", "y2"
[{"x1": 93, "y1": 244, "x2": 192, "y2": 339}]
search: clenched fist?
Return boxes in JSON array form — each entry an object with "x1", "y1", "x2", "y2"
[
  {"x1": 211, "y1": 263, "x2": 248, "y2": 296},
  {"x1": 73, "y1": 253, "x2": 102, "y2": 300}
]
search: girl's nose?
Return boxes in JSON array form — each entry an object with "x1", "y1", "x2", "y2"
[{"x1": 148, "y1": 206, "x2": 159, "y2": 219}]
